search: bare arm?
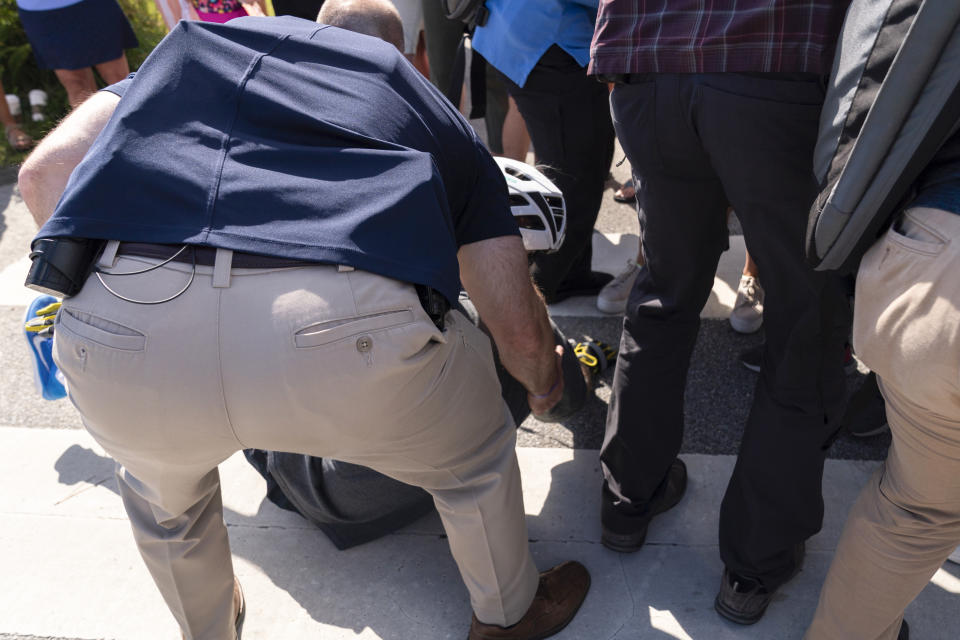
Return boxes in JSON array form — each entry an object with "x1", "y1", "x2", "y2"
[
  {"x1": 18, "y1": 91, "x2": 121, "y2": 228},
  {"x1": 458, "y1": 235, "x2": 563, "y2": 415}
]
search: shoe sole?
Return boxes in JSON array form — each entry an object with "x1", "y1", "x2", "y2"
[
  {"x1": 714, "y1": 593, "x2": 767, "y2": 625},
  {"x1": 729, "y1": 316, "x2": 763, "y2": 334},
  {"x1": 601, "y1": 527, "x2": 649, "y2": 553},
  {"x1": 596, "y1": 298, "x2": 627, "y2": 314}
]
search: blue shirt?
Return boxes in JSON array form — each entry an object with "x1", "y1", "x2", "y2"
[
  {"x1": 472, "y1": 0, "x2": 599, "y2": 87},
  {"x1": 911, "y1": 128, "x2": 960, "y2": 216},
  {"x1": 16, "y1": 0, "x2": 84, "y2": 11},
  {"x1": 37, "y1": 17, "x2": 519, "y2": 304}
]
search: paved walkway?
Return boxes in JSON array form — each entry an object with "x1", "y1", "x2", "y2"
[{"x1": 3, "y1": 427, "x2": 959, "y2": 640}]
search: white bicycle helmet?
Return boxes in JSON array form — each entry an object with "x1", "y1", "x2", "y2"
[{"x1": 495, "y1": 157, "x2": 567, "y2": 253}]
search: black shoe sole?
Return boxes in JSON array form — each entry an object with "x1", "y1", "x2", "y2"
[
  {"x1": 601, "y1": 526, "x2": 649, "y2": 553},
  {"x1": 714, "y1": 592, "x2": 768, "y2": 625}
]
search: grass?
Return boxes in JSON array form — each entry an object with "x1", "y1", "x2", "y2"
[{"x1": 0, "y1": 0, "x2": 167, "y2": 168}]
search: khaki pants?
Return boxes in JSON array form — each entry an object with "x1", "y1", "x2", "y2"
[
  {"x1": 54, "y1": 252, "x2": 538, "y2": 639},
  {"x1": 807, "y1": 207, "x2": 960, "y2": 639}
]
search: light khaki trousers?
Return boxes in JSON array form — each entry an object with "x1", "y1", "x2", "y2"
[
  {"x1": 53, "y1": 252, "x2": 538, "y2": 639},
  {"x1": 806, "y1": 207, "x2": 960, "y2": 639}
]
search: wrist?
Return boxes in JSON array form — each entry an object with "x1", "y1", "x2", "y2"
[{"x1": 528, "y1": 375, "x2": 561, "y2": 399}]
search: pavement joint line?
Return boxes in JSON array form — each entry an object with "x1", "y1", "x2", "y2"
[
  {"x1": 1, "y1": 511, "x2": 128, "y2": 521},
  {"x1": 53, "y1": 477, "x2": 111, "y2": 505}
]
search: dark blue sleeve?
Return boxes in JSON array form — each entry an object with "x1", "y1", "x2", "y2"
[
  {"x1": 453, "y1": 137, "x2": 522, "y2": 246},
  {"x1": 100, "y1": 73, "x2": 136, "y2": 98}
]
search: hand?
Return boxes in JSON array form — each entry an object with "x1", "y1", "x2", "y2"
[{"x1": 527, "y1": 345, "x2": 564, "y2": 416}]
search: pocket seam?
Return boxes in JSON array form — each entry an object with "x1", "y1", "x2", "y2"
[
  {"x1": 57, "y1": 309, "x2": 147, "y2": 352},
  {"x1": 886, "y1": 217, "x2": 947, "y2": 256}
]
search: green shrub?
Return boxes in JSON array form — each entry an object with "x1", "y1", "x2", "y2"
[{"x1": 1, "y1": 0, "x2": 166, "y2": 166}]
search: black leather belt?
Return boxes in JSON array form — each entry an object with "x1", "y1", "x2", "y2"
[
  {"x1": 117, "y1": 242, "x2": 451, "y2": 329},
  {"x1": 116, "y1": 242, "x2": 317, "y2": 269}
]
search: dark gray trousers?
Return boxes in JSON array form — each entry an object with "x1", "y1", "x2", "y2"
[{"x1": 603, "y1": 73, "x2": 848, "y2": 587}]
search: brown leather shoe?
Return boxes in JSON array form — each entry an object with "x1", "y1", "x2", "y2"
[{"x1": 468, "y1": 561, "x2": 590, "y2": 640}]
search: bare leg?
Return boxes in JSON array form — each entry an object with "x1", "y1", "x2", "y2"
[
  {"x1": 501, "y1": 97, "x2": 530, "y2": 162},
  {"x1": 94, "y1": 54, "x2": 132, "y2": 86},
  {"x1": 413, "y1": 30, "x2": 430, "y2": 78},
  {"x1": 1, "y1": 79, "x2": 33, "y2": 151},
  {"x1": 743, "y1": 248, "x2": 759, "y2": 277},
  {"x1": 55, "y1": 68, "x2": 98, "y2": 108}
]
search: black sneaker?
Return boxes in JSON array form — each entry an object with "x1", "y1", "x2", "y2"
[
  {"x1": 601, "y1": 458, "x2": 687, "y2": 552},
  {"x1": 714, "y1": 543, "x2": 804, "y2": 625},
  {"x1": 544, "y1": 271, "x2": 615, "y2": 304}
]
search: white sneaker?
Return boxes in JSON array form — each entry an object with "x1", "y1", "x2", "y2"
[
  {"x1": 948, "y1": 545, "x2": 960, "y2": 565},
  {"x1": 730, "y1": 275, "x2": 764, "y2": 334},
  {"x1": 597, "y1": 259, "x2": 640, "y2": 314}
]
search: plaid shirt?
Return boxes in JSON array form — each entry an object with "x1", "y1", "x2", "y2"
[{"x1": 589, "y1": 0, "x2": 850, "y2": 76}]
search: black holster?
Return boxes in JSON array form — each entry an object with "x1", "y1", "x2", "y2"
[{"x1": 25, "y1": 237, "x2": 105, "y2": 298}]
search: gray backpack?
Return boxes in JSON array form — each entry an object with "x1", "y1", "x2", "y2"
[{"x1": 806, "y1": 0, "x2": 960, "y2": 273}]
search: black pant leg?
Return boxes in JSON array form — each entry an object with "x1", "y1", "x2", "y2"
[
  {"x1": 693, "y1": 73, "x2": 848, "y2": 587},
  {"x1": 271, "y1": 0, "x2": 324, "y2": 20},
  {"x1": 499, "y1": 46, "x2": 615, "y2": 297},
  {"x1": 601, "y1": 77, "x2": 729, "y2": 515},
  {"x1": 421, "y1": 0, "x2": 465, "y2": 97}
]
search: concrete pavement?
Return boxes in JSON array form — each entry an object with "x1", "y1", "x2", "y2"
[{"x1": 3, "y1": 427, "x2": 960, "y2": 640}]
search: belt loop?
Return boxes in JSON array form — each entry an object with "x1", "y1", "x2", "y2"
[
  {"x1": 212, "y1": 248, "x2": 233, "y2": 288},
  {"x1": 97, "y1": 240, "x2": 120, "y2": 269}
]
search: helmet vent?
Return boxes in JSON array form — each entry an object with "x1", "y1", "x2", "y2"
[{"x1": 514, "y1": 214, "x2": 546, "y2": 230}]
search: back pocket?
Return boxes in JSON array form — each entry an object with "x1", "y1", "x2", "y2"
[
  {"x1": 294, "y1": 309, "x2": 414, "y2": 348},
  {"x1": 57, "y1": 308, "x2": 146, "y2": 351}
]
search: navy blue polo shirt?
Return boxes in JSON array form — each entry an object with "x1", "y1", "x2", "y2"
[{"x1": 36, "y1": 16, "x2": 518, "y2": 304}]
